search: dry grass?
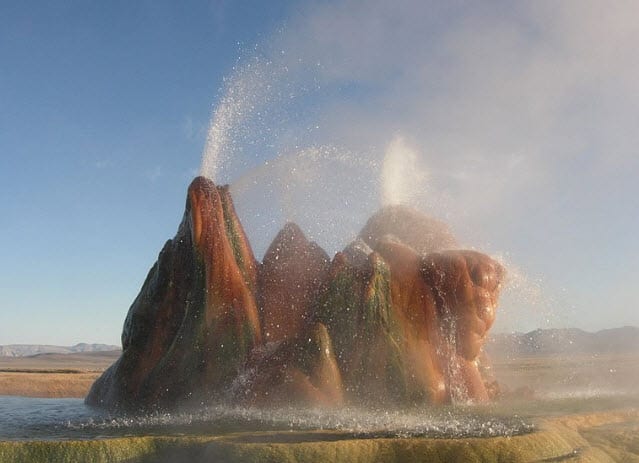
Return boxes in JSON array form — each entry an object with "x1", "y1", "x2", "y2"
[
  {"x1": 0, "y1": 350, "x2": 117, "y2": 398},
  {"x1": 0, "y1": 350, "x2": 119, "y2": 371},
  {"x1": 0, "y1": 371, "x2": 102, "y2": 398},
  {"x1": 490, "y1": 353, "x2": 639, "y2": 397}
]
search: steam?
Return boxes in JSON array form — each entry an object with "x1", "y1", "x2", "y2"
[
  {"x1": 195, "y1": 0, "x2": 639, "y2": 330},
  {"x1": 381, "y1": 135, "x2": 428, "y2": 207},
  {"x1": 229, "y1": 145, "x2": 379, "y2": 258}
]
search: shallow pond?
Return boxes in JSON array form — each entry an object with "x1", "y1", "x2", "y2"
[{"x1": 0, "y1": 395, "x2": 535, "y2": 441}]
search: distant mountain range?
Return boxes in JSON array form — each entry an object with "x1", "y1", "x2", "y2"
[
  {"x1": 485, "y1": 326, "x2": 639, "y2": 357},
  {"x1": 2, "y1": 327, "x2": 637, "y2": 358},
  {"x1": 0, "y1": 343, "x2": 120, "y2": 357}
]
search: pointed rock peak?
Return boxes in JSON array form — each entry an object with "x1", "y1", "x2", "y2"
[
  {"x1": 281, "y1": 221, "x2": 305, "y2": 239},
  {"x1": 359, "y1": 204, "x2": 457, "y2": 255},
  {"x1": 184, "y1": 177, "x2": 257, "y2": 281},
  {"x1": 185, "y1": 176, "x2": 221, "y2": 249},
  {"x1": 188, "y1": 175, "x2": 217, "y2": 195},
  {"x1": 343, "y1": 237, "x2": 373, "y2": 257},
  {"x1": 263, "y1": 222, "x2": 329, "y2": 264},
  {"x1": 267, "y1": 222, "x2": 307, "y2": 252},
  {"x1": 87, "y1": 176, "x2": 261, "y2": 412},
  {"x1": 185, "y1": 176, "x2": 236, "y2": 219},
  {"x1": 259, "y1": 221, "x2": 331, "y2": 343},
  {"x1": 187, "y1": 176, "x2": 233, "y2": 203}
]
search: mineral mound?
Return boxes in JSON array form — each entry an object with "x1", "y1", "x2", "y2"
[{"x1": 86, "y1": 177, "x2": 504, "y2": 412}]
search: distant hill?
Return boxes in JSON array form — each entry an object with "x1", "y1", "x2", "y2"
[
  {"x1": 485, "y1": 326, "x2": 639, "y2": 358},
  {"x1": 0, "y1": 343, "x2": 120, "y2": 357},
  {"x1": 3, "y1": 327, "x2": 637, "y2": 359}
]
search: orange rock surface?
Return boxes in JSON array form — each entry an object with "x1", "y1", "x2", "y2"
[
  {"x1": 259, "y1": 223, "x2": 330, "y2": 342},
  {"x1": 421, "y1": 250, "x2": 504, "y2": 402},
  {"x1": 241, "y1": 323, "x2": 344, "y2": 407},
  {"x1": 86, "y1": 177, "x2": 261, "y2": 411}
]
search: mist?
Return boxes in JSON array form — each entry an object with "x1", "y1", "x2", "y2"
[{"x1": 199, "y1": 0, "x2": 639, "y2": 333}]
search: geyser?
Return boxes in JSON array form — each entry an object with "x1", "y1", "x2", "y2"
[
  {"x1": 87, "y1": 176, "x2": 504, "y2": 412},
  {"x1": 380, "y1": 135, "x2": 428, "y2": 207}
]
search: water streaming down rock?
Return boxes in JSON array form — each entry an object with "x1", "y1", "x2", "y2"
[{"x1": 86, "y1": 176, "x2": 505, "y2": 412}]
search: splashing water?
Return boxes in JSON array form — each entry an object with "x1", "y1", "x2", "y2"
[
  {"x1": 200, "y1": 58, "x2": 267, "y2": 181},
  {"x1": 228, "y1": 145, "x2": 381, "y2": 256},
  {"x1": 0, "y1": 396, "x2": 533, "y2": 441},
  {"x1": 198, "y1": 46, "x2": 325, "y2": 184},
  {"x1": 490, "y1": 253, "x2": 561, "y2": 334},
  {"x1": 199, "y1": 57, "x2": 277, "y2": 182},
  {"x1": 431, "y1": 266, "x2": 471, "y2": 404},
  {"x1": 194, "y1": 46, "x2": 571, "y2": 409},
  {"x1": 381, "y1": 135, "x2": 428, "y2": 207}
]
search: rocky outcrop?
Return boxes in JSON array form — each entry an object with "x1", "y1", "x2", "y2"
[
  {"x1": 372, "y1": 239, "x2": 448, "y2": 404},
  {"x1": 310, "y1": 221, "x2": 503, "y2": 405},
  {"x1": 87, "y1": 179, "x2": 505, "y2": 412},
  {"x1": 86, "y1": 177, "x2": 261, "y2": 412},
  {"x1": 258, "y1": 223, "x2": 330, "y2": 343},
  {"x1": 314, "y1": 240, "x2": 409, "y2": 404},
  {"x1": 240, "y1": 322, "x2": 344, "y2": 406},
  {"x1": 420, "y1": 250, "x2": 504, "y2": 402}
]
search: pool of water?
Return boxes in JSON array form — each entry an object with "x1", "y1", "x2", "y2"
[{"x1": 0, "y1": 396, "x2": 534, "y2": 441}]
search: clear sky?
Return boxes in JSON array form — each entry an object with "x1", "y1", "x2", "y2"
[{"x1": 1, "y1": 0, "x2": 638, "y2": 345}]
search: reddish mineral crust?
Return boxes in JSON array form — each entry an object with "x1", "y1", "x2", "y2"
[
  {"x1": 241, "y1": 322, "x2": 344, "y2": 407},
  {"x1": 258, "y1": 222, "x2": 330, "y2": 343},
  {"x1": 87, "y1": 178, "x2": 504, "y2": 412}
]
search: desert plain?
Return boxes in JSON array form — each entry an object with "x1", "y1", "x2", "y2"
[{"x1": 0, "y1": 350, "x2": 119, "y2": 398}]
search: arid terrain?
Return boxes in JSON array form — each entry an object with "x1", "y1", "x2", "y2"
[
  {"x1": 0, "y1": 351, "x2": 120, "y2": 398},
  {"x1": 2, "y1": 328, "x2": 638, "y2": 403},
  {"x1": 3, "y1": 326, "x2": 639, "y2": 401}
]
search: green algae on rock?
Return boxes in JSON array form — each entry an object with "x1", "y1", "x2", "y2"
[{"x1": 314, "y1": 240, "x2": 410, "y2": 404}]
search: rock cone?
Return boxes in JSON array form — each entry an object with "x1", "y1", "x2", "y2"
[
  {"x1": 87, "y1": 180, "x2": 505, "y2": 412},
  {"x1": 314, "y1": 240, "x2": 410, "y2": 404},
  {"x1": 86, "y1": 177, "x2": 261, "y2": 411},
  {"x1": 259, "y1": 222, "x2": 330, "y2": 343}
]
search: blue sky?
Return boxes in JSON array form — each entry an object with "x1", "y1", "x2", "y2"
[
  {"x1": 1, "y1": 1, "x2": 638, "y2": 345},
  {"x1": 0, "y1": 0, "x2": 294, "y2": 344}
]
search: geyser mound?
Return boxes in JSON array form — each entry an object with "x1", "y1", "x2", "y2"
[
  {"x1": 359, "y1": 204, "x2": 457, "y2": 255},
  {"x1": 87, "y1": 177, "x2": 504, "y2": 412}
]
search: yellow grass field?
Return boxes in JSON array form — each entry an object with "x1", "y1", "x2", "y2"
[
  {"x1": 0, "y1": 371, "x2": 102, "y2": 398},
  {"x1": 0, "y1": 351, "x2": 118, "y2": 398}
]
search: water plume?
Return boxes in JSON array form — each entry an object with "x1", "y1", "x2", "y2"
[
  {"x1": 381, "y1": 135, "x2": 428, "y2": 207},
  {"x1": 199, "y1": 55, "x2": 288, "y2": 182}
]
